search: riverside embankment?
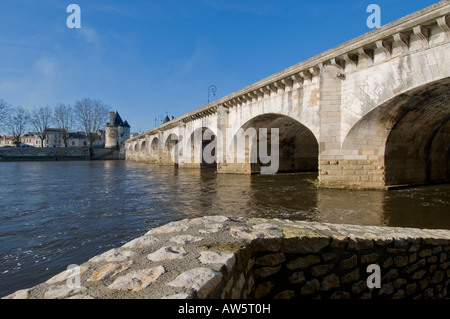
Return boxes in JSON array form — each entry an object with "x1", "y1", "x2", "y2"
[
  {"x1": 0, "y1": 147, "x2": 122, "y2": 161},
  {"x1": 4, "y1": 216, "x2": 450, "y2": 299}
]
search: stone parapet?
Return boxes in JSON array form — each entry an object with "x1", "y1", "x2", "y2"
[{"x1": 4, "y1": 216, "x2": 450, "y2": 299}]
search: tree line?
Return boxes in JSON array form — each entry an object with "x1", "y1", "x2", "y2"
[{"x1": 0, "y1": 98, "x2": 111, "y2": 148}]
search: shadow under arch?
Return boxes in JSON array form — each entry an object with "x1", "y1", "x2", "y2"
[
  {"x1": 186, "y1": 127, "x2": 217, "y2": 170},
  {"x1": 140, "y1": 140, "x2": 147, "y2": 156},
  {"x1": 150, "y1": 136, "x2": 159, "y2": 153},
  {"x1": 229, "y1": 113, "x2": 319, "y2": 174},
  {"x1": 342, "y1": 77, "x2": 450, "y2": 188},
  {"x1": 163, "y1": 133, "x2": 180, "y2": 166}
]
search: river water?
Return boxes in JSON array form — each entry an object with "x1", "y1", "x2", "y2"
[{"x1": 0, "y1": 160, "x2": 449, "y2": 296}]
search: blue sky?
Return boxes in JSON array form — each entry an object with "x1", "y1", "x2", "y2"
[{"x1": 0, "y1": 0, "x2": 440, "y2": 134}]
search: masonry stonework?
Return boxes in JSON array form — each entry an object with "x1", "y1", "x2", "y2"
[
  {"x1": 4, "y1": 216, "x2": 450, "y2": 299},
  {"x1": 125, "y1": 2, "x2": 450, "y2": 190}
]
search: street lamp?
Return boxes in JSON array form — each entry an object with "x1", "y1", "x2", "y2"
[{"x1": 208, "y1": 85, "x2": 217, "y2": 104}]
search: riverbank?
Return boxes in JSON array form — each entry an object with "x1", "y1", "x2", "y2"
[
  {"x1": 0, "y1": 147, "x2": 123, "y2": 161},
  {"x1": 4, "y1": 216, "x2": 450, "y2": 299}
]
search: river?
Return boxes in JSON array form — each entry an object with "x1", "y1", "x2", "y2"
[{"x1": 1, "y1": 160, "x2": 449, "y2": 296}]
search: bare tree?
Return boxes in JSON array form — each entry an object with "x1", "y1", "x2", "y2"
[
  {"x1": 54, "y1": 104, "x2": 74, "y2": 147},
  {"x1": 6, "y1": 106, "x2": 30, "y2": 147},
  {"x1": 0, "y1": 99, "x2": 11, "y2": 134},
  {"x1": 74, "y1": 98, "x2": 110, "y2": 148},
  {"x1": 30, "y1": 106, "x2": 53, "y2": 148}
]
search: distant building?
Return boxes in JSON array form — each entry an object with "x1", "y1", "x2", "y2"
[
  {"x1": 21, "y1": 132, "x2": 41, "y2": 147},
  {"x1": 105, "y1": 111, "x2": 130, "y2": 149},
  {"x1": 44, "y1": 128, "x2": 66, "y2": 148},
  {"x1": 67, "y1": 132, "x2": 89, "y2": 147},
  {"x1": 0, "y1": 136, "x2": 15, "y2": 147},
  {"x1": 66, "y1": 130, "x2": 105, "y2": 148},
  {"x1": 162, "y1": 115, "x2": 171, "y2": 124},
  {"x1": 92, "y1": 129, "x2": 106, "y2": 148}
]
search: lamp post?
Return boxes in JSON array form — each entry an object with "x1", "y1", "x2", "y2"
[{"x1": 208, "y1": 85, "x2": 217, "y2": 104}]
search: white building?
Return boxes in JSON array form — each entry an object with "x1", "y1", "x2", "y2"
[{"x1": 44, "y1": 128, "x2": 65, "y2": 148}]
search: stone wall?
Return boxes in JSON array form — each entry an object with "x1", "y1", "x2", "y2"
[
  {"x1": 0, "y1": 147, "x2": 122, "y2": 161},
  {"x1": 91, "y1": 148, "x2": 121, "y2": 160},
  {"x1": 0, "y1": 147, "x2": 90, "y2": 161},
  {"x1": 4, "y1": 216, "x2": 449, "y2": 299}
]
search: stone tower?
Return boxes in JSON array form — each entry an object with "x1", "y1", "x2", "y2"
[{"x1": 105, "y1": 111, "x2": 131, "y2": 149}]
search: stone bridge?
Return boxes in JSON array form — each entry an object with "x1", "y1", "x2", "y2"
[{"x1": 125, "y1": 2, "x2": 450, "y2": 190}]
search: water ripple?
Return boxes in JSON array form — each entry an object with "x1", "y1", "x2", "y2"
[{"x1": 0, "y1": 161, "x2": 449, "y2": 296}]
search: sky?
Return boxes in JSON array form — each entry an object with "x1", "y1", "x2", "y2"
[{"x1": 0, "y1": 0, "x2": 441, "y2": 134}]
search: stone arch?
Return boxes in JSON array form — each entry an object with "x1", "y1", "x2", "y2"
[
  {"x1": 150, "y1": 137, "x2": 159, "y2": 154},
  {"x1": 342, "y1": 77, "x2": 450, "y2": 188},
  {"x1": 340, "y1": 44, "x2": 450, "y2": 140},
  {"x1": 227, "y1": 113, "x2": 319, "y2": 174},
  {"x1": 185, "y1": 127, "x2": 217, "y2": 169},
  {"x1": 163, "y1": 133, "x2": 180, "y2": 166},
  {"x1": 140, "y1": 140, "x2": 147, "y2": 155}
]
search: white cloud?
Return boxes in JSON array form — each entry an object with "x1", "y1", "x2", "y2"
[
  {"x1": 96, "y1": 4, "x2": 138, "y2": 18},
  {"x1": 79, "y1": 27, "x2": 100, "y2": 45},
  {"x1": 34, "y1": 57, "x2": 57, "y2": 78},
  {"x1": 0, "y1": 57, "x2": 60, "y2": 108},
  {"x1": 182, "y1": 46, "x2": 204, "y2": 74}
]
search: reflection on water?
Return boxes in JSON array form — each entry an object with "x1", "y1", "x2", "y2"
[{"x1": 0, "y1": 161, "x2": 449, "y2": 296}]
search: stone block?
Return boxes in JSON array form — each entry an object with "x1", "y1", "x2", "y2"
[
  {"x1": 199, "y1": 251, "x2": 236, "y2": 271},
  {"x1": 394, "y1": 256, "x2": 409, "y2": 267},
  {"x1": 108, "y1": 266, "x2": 165, "y2": 292},
  {"x1": 168, "y1": 267, "x2": 223, "y2": 299},
  {"x1": 286, "y1": 255, "x2": 321, "y2": 270},
  {"x1": 253, "y1": 282, "x2": 276, "y2": 299},
  {"x1": 393, "y1": 278, "x2": 407, "y2": 289},
  {"x1": 419, "y1": 249, "x2": 432, "y2": 257},
  {"x1": 288, "y1": 272, "x2": 306, "y2": 286},
  {"x1": 411, "y1": 269, "x2": 427, "y2": 280},
  {"x1": 347, "y1": 238, "x2": 374, "y2": 250},
  {"x1": 253, "y1": 266, "x2": 281, "y2": 279},
  {"x1": 88, "y1": 263, "x2": 130, "y2": 282},
  {"x1": 273, "y1": 290, "x2": 295, "y2": 299},
  {"x1": 281, "y1": 237, "x2": 330, "y2": 254},
  {"x1": 360, "y1": 253, "x2": 380, "y2": 264},
  {"x1": 379, "y1": 282, "x2": 394, "y2": 296},
  {"x1": 320, "y1": 274, "x2": 340, "y2": 292},
  {"x1": 147, "y1": 246, "x2": 187, "y2": 262},
  {"x1": 341, "y1": 269, "x2": 360, "y2": 284},
  {"x1": 322, "y1": 253, "x2": 337, "y2": 262},
  {"x1": 255, "y1": 252, "x2": 285, "y2": 266},
  {"x1": 352, "y1": 281, "x2": 367, "y2": 295},
  {"x1": 383, "y1": 269, "x2": 399, "y2": 282},
  {"x1": 301, "y1": 279, "x2": 320, "y2": 295},
  {"x1": 311, "y1": 264, "x2": 335, "y2": 277},
  {"x1": 339, "y1": 255, "x2": 358, "y2": 270}
]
